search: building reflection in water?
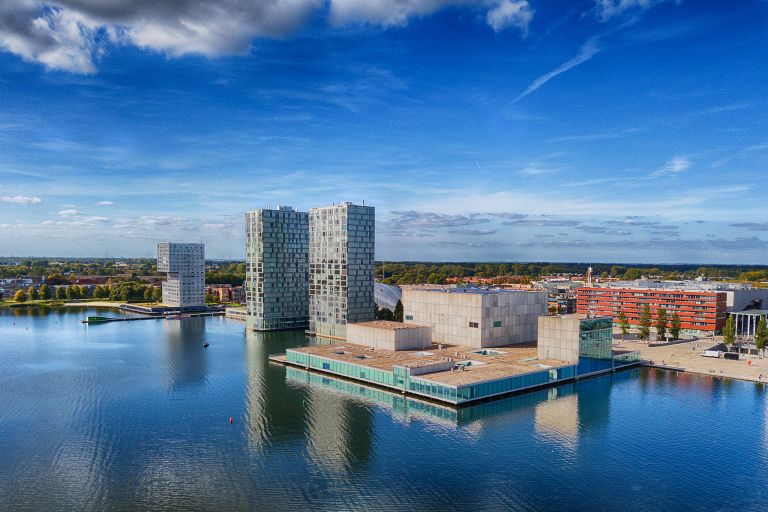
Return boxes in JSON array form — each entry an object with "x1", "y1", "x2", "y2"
[
  {"x1": 244, "y1": 330, "x2": 373, "y2": 470},
  {"x1": 244, "y1": 330, "x2": 309, "y2": 452},
  {"x1": 286, "y1": 365, "x2": 630, "y2": 443},
  {"x1": 164, "y1": 317, "x2": 207, "y2": 390},
  {"x1": 534, "y1": 389, "x2": 580, "y2": 451}
]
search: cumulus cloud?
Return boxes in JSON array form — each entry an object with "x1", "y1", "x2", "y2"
[
  {"x1": 486, "y1": 0, "x2": 533, "y2": 33},
  {"x1": 651, "y1": 156, "x2": 690, "y2": 177},
  {"x1": 0, "y1": 0, "x2": 532, "y2": 73},
  {"x1": 58, "y1": 209, "x2": 81, "y2": 216},
  {"x1": 96, "y1": 200, "x2": 114, "y2": 205},
  {"x1": 1, "y1": 195, "x2": 42, "y2": 204}
]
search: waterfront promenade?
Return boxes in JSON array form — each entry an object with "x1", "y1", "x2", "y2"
[{"x1": 613, "y1": 339, "x2": 768, "y2": 383}]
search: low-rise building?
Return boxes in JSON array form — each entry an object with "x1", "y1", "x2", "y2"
[
  {"x1": 538, "y1": 314, "x2": 639, "y2": 377},
  {"x1": 347, "y1": 321, "x2": 431, "y2": 351},
  {"x1": 403, "y1": 287, "x2": 548, "y2": 348}
]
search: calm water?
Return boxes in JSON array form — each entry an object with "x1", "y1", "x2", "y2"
[{"x1": 1, "y1": 308, "x2": 767, "y2": 511}]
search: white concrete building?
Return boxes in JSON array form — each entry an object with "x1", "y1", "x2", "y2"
[
  {"x1": 347, "y1": 321, "x2": 431, "y2": 351},
  {"x1": 403, "y1": 287, "x2": 548, "y2": 348},
  {"x1": 308, "y1": 202, "x2": 375, "y2": 339},
  {"x1": 157, "y1": 242, "x2": 205, "y2": 308},
  {"x1": 536, "y1": 315, "x2": 583, "y2": 363},
  {"x1": 245, "y1": 206, "x2": 309, "y2": 331}
]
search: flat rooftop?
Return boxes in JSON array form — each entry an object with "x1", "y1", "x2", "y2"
[
  {"x1": 407, "y1": 286, "x2": 544, "y2": 296},
  {"x1": 288, "y1": 342, "x2": 571, "y2": 387},
  {"x1": 351, "y1": 320, "x2": 425, "y2": 330}
]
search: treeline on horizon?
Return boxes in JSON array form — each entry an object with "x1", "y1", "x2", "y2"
[
  {"x1": 373, "y1": 262, "x2": 768, "y2": 285},
  {"x1": 1, "y1": 258, "x2": 768, "y2": 286}
]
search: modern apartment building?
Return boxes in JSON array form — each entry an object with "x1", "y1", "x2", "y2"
[
  {"x1": 576, "y1": 286, "x2": 728, "y2": 336},
  {"x1": 157, "y1": 242, "x2": 205, "y2": 308},
  {"x1": 245, "y1": 206, "x2": 309, "y2": 331},
  {"x1": 402, "y1": 287, "x2": 548, "y2": 348},
  {"x1": 308, "y1": 202, "x2": 375, "y2": 339}
]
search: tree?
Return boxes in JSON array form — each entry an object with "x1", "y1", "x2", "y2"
[
  {"x1": 638, "y1": 303, "x2": 651, "y2": 341},
  {"x1": 143, "y1": 287, "x2": 153, "y2": 301},
  {"x1": 655, "y1": 307, "x2": 668, "y2": 341},
  {"x1": 55, "y1": 287, "x2": 66, "y2": 300},
  {"x1": 755, "y1": 317, "x2": 768, "y2": 356},
  {"x1": 393, "y1": 300, "x2": 404, "y2": 323},
  {"x1": 670, "y1": 313, "x2": 682, "y2": 340},
  {"x1": 152, "y1": 287, "x2": 162, "y2": 301},
  {"x1": 618, "y1": 310, "x2": 629, "y2": 340},
  {"x1": 39, "y1": 284, "x2": 50, "y2": 299},
  {"x1": 13, "y1": 289, "x2": 28, "y2": 302},
  {"x1": 27, "y1": 286, "x2": 39, "y2": 300},
  {"x1": 723, "y1": 315, "x2": 736, "y2": 347}
]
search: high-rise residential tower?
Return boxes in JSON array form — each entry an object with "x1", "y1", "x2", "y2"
[
  {"x1": 245, "y1": 206, "x2": 309, "y2": 331},
  {"x1": 157, "y1": 242, "x2": 205, "y2": 308},
  {"x1": 308, "y1": 202, "x2": 375, "y2": 339}
]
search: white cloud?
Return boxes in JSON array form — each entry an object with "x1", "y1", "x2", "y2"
[
  {"x1": 330, "y1": 0, "x2": 532, "y2": 33},
  {"x1": 58, "y1": 209, "x2": 81, "y2": 216},
  {"x1": 1, "y1": 195, "x2": 41, "y2": 204},
  {"x1": 651, "y1": 156, "x2": 690, "y2": 177},
  {"x1": 96, "y1": 200, "x2": 114, "y2": 205},
  {"x1": 0, "y1": 0, "x2": 532, "y2": 73},
  {"x1": 486, "y1": 0, "x2": 533, "y2": 33},
  {"x1": 595, "y1": 0, "x2": 656, "y2": 21},
  {"x1": 513, "y1": 38, "x2": 600, "y2": 102},
  {"x1": 0, "y1": 0, "x2": 322, "y2": 73}
]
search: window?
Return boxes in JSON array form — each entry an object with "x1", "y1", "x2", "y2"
[
  {"x1": 493, "y1": 321, "x2": 502, "y2": 328},
  {"x1": 469, "y1": 321, "x2": 479, "y2": 328},
  {"x1": 405, "y1": 315, "x2": 413, "y2": 321}
]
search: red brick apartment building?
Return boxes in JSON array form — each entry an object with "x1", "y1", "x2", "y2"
[{"x1": 576, "y1": 287, "x2": 727, "y2": 336}]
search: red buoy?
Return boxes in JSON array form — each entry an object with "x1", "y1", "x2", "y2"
[{"x1": 229, "y1": 416, "x2": 233, "y2": 424}]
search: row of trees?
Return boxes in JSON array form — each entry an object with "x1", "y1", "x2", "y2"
[
  {"x1": 616, "y1": 305, "x2": 682, "y2": 341},
  {"x1": 10, "y1": 283, "x2": 162, "y2": 303},
  {"x1": 0, "y1": 259, "x2": 156, "y2": 279}
]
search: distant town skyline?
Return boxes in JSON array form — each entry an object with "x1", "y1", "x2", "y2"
[{"x1": 0, "y1": 1, "x2": 766, "y2": 262}]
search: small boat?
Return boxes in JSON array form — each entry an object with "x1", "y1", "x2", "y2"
[{"x1": 203, "y1": 342, "x2": 210, "y2": 348}]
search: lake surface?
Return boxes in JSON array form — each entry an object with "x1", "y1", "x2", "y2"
[{"x1": 1, "y1": 307, "x2": 767, "y2": 511}]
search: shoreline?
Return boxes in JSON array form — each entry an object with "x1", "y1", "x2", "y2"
[{"x1": 614, "y1": 339, "x2": 768, "y2": 384}]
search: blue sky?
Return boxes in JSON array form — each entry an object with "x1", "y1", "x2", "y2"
[{"x1": 0, "y1": 0, "x2": 766, "y2": 263}]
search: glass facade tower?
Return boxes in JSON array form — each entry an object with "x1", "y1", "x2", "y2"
[
  {"x1": 308, "y1": 202, "x2": 375, "y2": 339},
  {"x1": 245, "y1": 207, "x2": 309, "y2": 331}
]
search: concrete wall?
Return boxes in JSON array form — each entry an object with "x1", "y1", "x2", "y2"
[
  {"x1": 347, "y1": 322, "x2": 431, "y2": 351},
  {"x1": 479, "y1": 291, "x2": 548, "y2": 348},
  {"x1": 403, "y1": 288, "x2": 547, "y2": 348},
  {"x1": 537, "y1": 316, "x2": 581, "y2": 363}
]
